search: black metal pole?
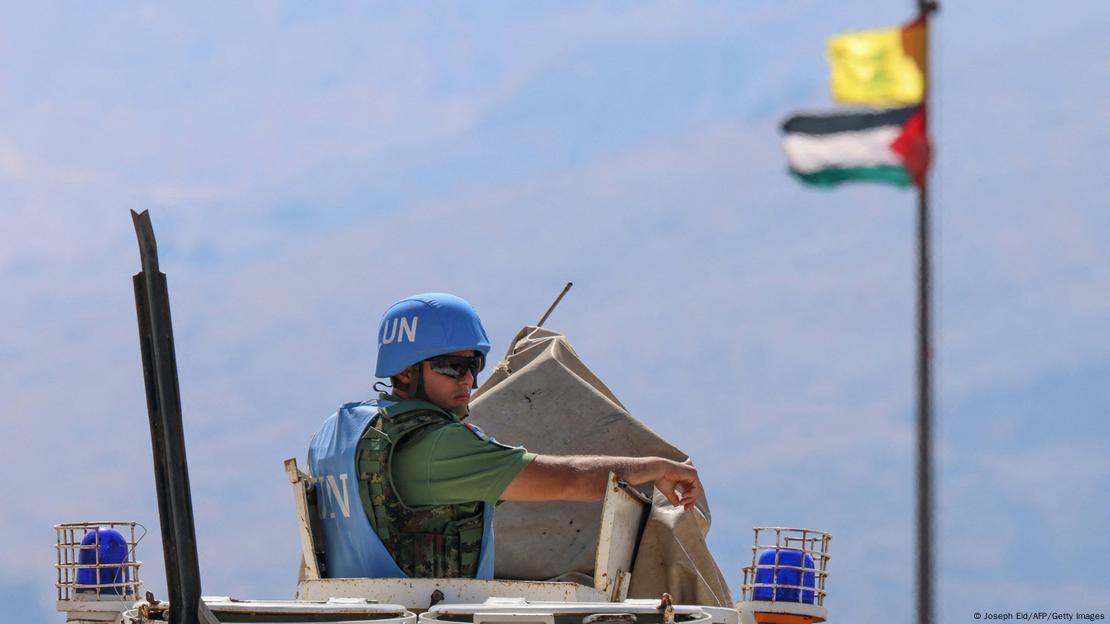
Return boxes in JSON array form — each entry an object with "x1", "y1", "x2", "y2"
[
  {"x1": 914, "y1": 4, "x2": 937, "y2": 624},
  {"x1": 132, "y1": 209, "x2": 205, "y2": 624},
  {"x1": 915, "y1": 180, "x2": 933, "y2": 624}
]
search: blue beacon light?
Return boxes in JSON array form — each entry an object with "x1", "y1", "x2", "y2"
[
  {"x1": 752, "y1": 548, "x2": 816, "y2": 603},
  {"x1": 76, "y1": 527, "x2": 130, "y2": 594}
]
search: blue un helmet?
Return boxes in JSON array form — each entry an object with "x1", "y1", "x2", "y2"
[{"x1": 374, "y1": 293, "x2": 491, "y2": 378}]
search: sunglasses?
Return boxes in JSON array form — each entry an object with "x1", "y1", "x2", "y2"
[{"x1": 425, "y1": 354, "x2": 485, "y2": 380}]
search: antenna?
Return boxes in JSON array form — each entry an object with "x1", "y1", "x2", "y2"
[{"x1": 537, "y1": 282, "x2": 573, "y2": 327}]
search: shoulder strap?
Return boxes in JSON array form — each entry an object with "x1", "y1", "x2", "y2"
[
  {"x1": 378, "y1": 399, "x2": 458, "y2": 439},
  {"x1": 370, "y1": 399, "x2": 459, "y2": 514}
]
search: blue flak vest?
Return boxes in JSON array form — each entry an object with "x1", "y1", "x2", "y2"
[{"x1": 307, "y1": 399, "x2": 495, "y2": 579}]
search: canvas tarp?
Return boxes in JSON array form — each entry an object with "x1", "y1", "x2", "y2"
[{"x1": 469, "y1": 326, "x2": 734, "y2": 607}]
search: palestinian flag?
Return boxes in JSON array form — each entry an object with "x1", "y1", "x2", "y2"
[{"x1": 780, "y1": 105, "x2": 930, "y2": 188}]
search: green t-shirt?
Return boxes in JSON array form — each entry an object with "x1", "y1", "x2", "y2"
[{"x1": 388, "y1": 421, "x2": 536, "y2": 507}]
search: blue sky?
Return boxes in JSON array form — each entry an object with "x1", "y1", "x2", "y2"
[{"x1": 2, "y1": 2, "x2": 1108, "y2": 622}]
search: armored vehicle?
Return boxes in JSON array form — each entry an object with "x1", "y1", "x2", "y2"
[{"x1": 54, "y1": 212, "x2": 833, "y2": 624}]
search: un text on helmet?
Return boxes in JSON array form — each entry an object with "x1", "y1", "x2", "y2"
[{"x1": 381, "y1": 316, "x2": 419, "y2": 344}]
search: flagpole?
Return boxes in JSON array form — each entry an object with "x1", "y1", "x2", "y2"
[
  {"x1": 915, "y1": 3, "x2": 938, "y2": 624},
  {"x1": 915, "y1": 168, "x2": 934, "y2": 624}
]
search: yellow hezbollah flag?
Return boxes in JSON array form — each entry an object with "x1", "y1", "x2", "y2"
[{"x1": 828, "y1": 16, "x2": 927, "y2": 105}]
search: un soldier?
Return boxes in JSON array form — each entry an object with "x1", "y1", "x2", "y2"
[{"x1": 309, "y1": 293, "x2": 701, "y2": 580}]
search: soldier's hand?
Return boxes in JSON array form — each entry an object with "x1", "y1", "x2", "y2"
[{"x1": 653, "y1": 459, "x2": 701, "y2": 512}]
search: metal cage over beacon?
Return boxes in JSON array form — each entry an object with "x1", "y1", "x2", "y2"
[
  {"x1": 55, "y1": 521, "x2": 143, "y2": 602},
  {"x1": 739, "y1": 527, "x2": 831, "y2": 624}
]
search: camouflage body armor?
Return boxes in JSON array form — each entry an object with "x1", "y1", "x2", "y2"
[{"x1": 358, "y1": 399, "x2": 486, "y2": 578}]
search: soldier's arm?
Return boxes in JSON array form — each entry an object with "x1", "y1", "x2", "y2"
[{"x1": 500, "y1": 455, "x2": 701, "y2": 511}]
